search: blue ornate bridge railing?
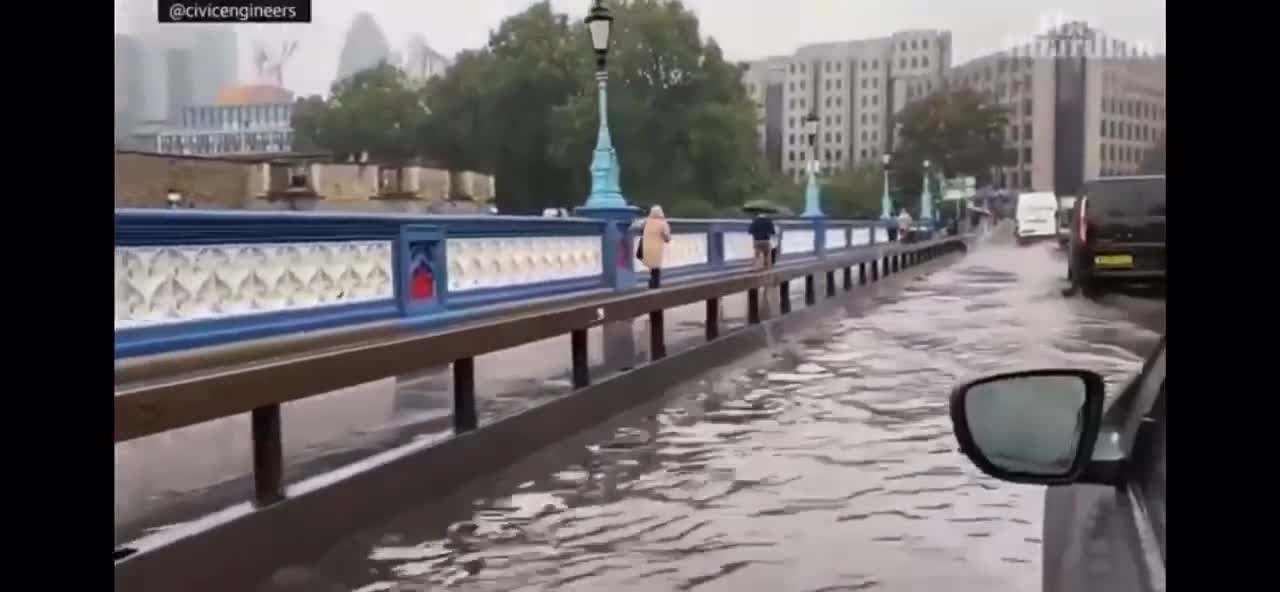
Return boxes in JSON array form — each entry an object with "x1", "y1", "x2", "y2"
[{"x1": 115, "y1": 209, "x2": 889, "y2": 359}]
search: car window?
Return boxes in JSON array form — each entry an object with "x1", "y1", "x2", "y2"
[{"x1": 1084, "y1": 178, "x2": 1166, "y2": 218}]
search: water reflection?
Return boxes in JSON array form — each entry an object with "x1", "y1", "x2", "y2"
[{"x1": 275, "y1": 237, "x2": 1160, "y2": 592}]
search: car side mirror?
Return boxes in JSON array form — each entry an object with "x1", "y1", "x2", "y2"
[{"x1": 949, "y1": 369, "x2": 1106, "y2": 485}]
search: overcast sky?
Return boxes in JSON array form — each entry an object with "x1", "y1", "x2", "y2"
[{"x1": 117, "y1": 0, "x2": 1166, "y2": 97}]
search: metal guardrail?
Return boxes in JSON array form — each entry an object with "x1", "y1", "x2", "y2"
[{"x1": 114, "y1": 236, "x2": 967, "y2": 512}]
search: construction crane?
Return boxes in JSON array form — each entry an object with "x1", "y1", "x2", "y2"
[{"x1": 252, "y1": 39, "x2": 297, "y2": 87}]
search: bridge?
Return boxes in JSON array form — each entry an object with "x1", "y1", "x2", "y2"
[{"x1": 113, "y1": 205, "x2": 1164, "y2": 591}]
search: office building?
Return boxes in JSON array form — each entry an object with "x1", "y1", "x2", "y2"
[
  {"x1": 336, "y1": 12, "x2": 393, "y2": 81},
  {"x1": 402, "y1": 35, "x2": 452, "y2": 83},
  {"x1": 749, "y1": 30, "x2": 953, "y2": 180},
  {"x1": 939, "y1": 22, "x2": 1166, "y2": 193},
  {"x1": 743, "y1": 57, "x2": 787, "y2": 170}
]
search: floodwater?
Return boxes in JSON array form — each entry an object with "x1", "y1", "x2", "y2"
[{"x1": 256, "y1": 229, "x2": 1163, "y2": 592}]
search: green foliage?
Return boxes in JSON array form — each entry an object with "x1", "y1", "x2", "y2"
[
  {"x1": 1141, "y1": 130, "x2": 1166, "y2": 174},
  {"x1": 823, "y1": 163, "x2": 887, "y2": 219},
  {"x1": 891, "y1": 88, "x2": 1010, "y2": 198},
  {"x1": 291, "y1": 63, "x2": 428, "y2": 162},
  {"x1": 290, "y1": 0, "x2": 767, "y2": 215}
]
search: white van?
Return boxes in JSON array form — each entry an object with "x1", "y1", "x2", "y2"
[{"x1": 1014, "y1": 192, "x2": 1059, "y2": 245}]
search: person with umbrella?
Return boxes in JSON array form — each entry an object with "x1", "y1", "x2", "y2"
[{"x1": 748, "y1": 212, "x2": 778, "y2": 270}]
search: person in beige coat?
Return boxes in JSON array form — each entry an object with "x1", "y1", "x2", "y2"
[{"x1": 638, "y1": 205, "x2": 672, "y2": 288}]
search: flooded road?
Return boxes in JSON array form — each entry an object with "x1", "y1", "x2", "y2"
[{"x1": 259, "y1": 232, "x2": 1163, "y2": 592}]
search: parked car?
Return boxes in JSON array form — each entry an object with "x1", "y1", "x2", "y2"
[
  {"x1": 947, "y1": 335, "x2": 1165, "y2": 592},
  {"x1": 1066, "y1": 176, "x2": 1166, "y2": 297}
]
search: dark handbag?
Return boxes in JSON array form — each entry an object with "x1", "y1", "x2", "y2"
[{"x1": 635, "y1": 237, "x2": 644, "y2": 260}]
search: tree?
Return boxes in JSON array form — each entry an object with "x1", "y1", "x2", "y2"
[
  {"x1": 823, "y1": 163, "x2": 886, "y2": 219},
  {"x1": 291, "y1": 63, "x2": 428, "y2": 162},
  {"x1": 1141, "y1": 130, "x2": 1166, "y2": 174},
  {"x1": 545, "y1": 0, "x2": 766, "y2": 213},
  {"x1": 891, "y1": 88, "x2": 1010, "y2": 199}
]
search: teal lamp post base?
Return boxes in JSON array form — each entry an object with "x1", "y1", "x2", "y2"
[{"x1": 800, "y1": 164, "x2": 825, "y2": 218}]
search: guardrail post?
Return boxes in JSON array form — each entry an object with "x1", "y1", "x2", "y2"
[
  {"x1": 825, "y1": 270, "x2": 836, "y2": 298},
  {"x1": 859, "y1": 262, "x2": 867, "y2": 285},
  {"x1": 453, "y1": 358, "x2": 477, "y2": 433},
  {"x1": 649, "y1": 307, "x2": 666, "y2": 360},
  {"x1": 871, "y1": 259, "x2": 879, "y2": 281},
  {"x1": 708, "y1": 227, "x2": 725, "y2": 269},
  {"x1": 813, "y1": 218, "x2": 827, "y2": 258},
  {"x1": 579, "y1": 210, "x2": 642, "y2": 374},
  {"x1": 780, "y1": 280, "x2": 791, "y2": 313},
  {"x1": 843, "y1": 266, "x2": 853, "y2": 290},
  {"x1": 571, "y1": 329, "x2": 590, "y2": 388},
  {"x1": 705, "y1": 297, "x2": 720, "y2": 341},
  {"x1": 804, "y1": 275, "x2": 816, "y2": 305},
  {"x1": 747, "y1": 288, "x2": 761, "y2": 324},
  {"x1": 251, "y1": 404, "x2": 284, "y2": 507}
]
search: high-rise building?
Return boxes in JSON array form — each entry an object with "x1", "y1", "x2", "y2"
[
  {"x1": 165, "y1": 48, "x2": 195, "y2": 122},
  {"x1": 192, "y1": 28, "x2": 240, "y2": 106},
  {"x1": 336, "y1": 12, "x2": 393, "y2": 81},
  {"x1": 402, "y1": 35, "x2": 452, "y2": 84},
  {"x1": 114, "y1": 34, "x2": 146, "y2": 140},
  {"x1": 749, "y1": 30, "x2": 954, "y2": 181},
  {"x1": 743, "y1": 57, "x2": 787, "y2": 171},
  {"x1": 939, "y1": 23, "x2": 1166, "y2": 193}
]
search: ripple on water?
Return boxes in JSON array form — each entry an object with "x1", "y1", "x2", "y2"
[{"x1": 277, "y1": 239, "x2": 1157, "y2": 592}]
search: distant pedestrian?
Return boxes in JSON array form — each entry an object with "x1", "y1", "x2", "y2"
[
  {"x1": 897, "y1": 209, "x2": 914, "y2": 242},
  {"x1": 748, "y1": 213, "x2": 778, "y2": 270},
  {"x1": 638, "y1": 205, "x2": 671, "y2": 288}
]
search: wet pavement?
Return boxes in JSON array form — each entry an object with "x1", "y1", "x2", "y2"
[{"x1": 250, "y1": 229, "x2": 1164, "y2": 592}]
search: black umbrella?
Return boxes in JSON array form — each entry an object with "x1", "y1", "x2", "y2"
[{"x1": 742, "y1": 200, "x2": 794, "y2": 216}]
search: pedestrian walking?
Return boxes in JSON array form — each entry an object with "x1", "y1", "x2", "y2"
[
  {"x1": 637, "y1": 205, "x2": 671, "y2": 288},
  {"x1": 897, "y1": 209, "x2": 914, "y2": 242},
  {"x1": 748, "y1": 212, "x2": 778, "y2": 271}
]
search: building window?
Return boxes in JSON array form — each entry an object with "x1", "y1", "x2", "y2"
[
  {"x1": 800, "y1": 80, "x2": 806, "y2": 90},
  {"x1": 790, "y1": 64, "x2": 796, "y2": 74},
  {"x1": 861, "y1": 96, "x2": 868, "y2": 107},
  {"x1": 911, "y1": 56, "x2": 919, "y2": 68},
  {"x1": 789, "y1": 82, "x2": 795, "y2": 92},
  {"x1": 825, "y1": 115, "x2": 832, "y2": 126},
  {"x1": 901, "y1": 41, "x2": 908, "y2": 51},
  {"x1": 825, "y1": 79, "x2": 831, "y2": 90},
  {"x1": 789, "y1": 151, "x2": 795, "y2": 162},
  {"x1": 1023, "y1": 98, "x2": 1032, "y2": 116},
  {"x1": 861, "y1": 79, "x2": 867, "y2": 89},
  {"x1": 861, "y1": 149, "x2": 868, "y2": 159},
  {"x1": 825, "y1": 149, "x2": 832, "y2": 161},
  {"x1": 923, "y1": 39, "x2": 930, "y2": 49},
  {"x1": 872, "y1": 59, "x2": 879, "y2": 69},
  {"x1": 836, "y1": 79, "x2": 843, "y2": 89},
  {"x1": 836, "y1": 132, "x2": 842, "y2": 143},
  {"x1": 1012, "y1": 126, "x2": 1020, "y2": 141},
  {"x1": 836, "y1": 62, "x2": 842, "y2": 71},
  {"x1": 1023, "y1": 148, "x2": 1032, "y2": 163},
  {"x1": 922, "y1": 56, "x2": 929, "y2": 68},
  {"x1": 861, "y1": 131, "x2": 868, "y2": 142},
  {"x1": 789, "y1": 134, "x2": 794, "y2": 145},
  {"x1": 1021, "y1": 171, "x2": 1030, "y2": 188},
  {"x1": 899, "y1": 58, "x2": 906, "y2": 69},
  {"x1": 911, "y1": 40, "x2": 918, "y2": 50},
  {"x1": 825, "y1": 132, "x2": 832, "y2": 142},
  {"x1": 836, "y1": 150, "x2": 843, "y2": 160},
  {"x1": 861, "y1": 114, "x2": 867, "y2": 125},
  {"x1": 1101, "y1": 120, "x2": 1107, "y2": 138},
  {"x1": 826, "y1": 97, "x2": 832, "y2": 108},
  {"x1": 1023, "y1": 124, "x2": 1032, "y2": 140},
  {"x1": 872, "y1": 96, "x2": 878, "y2": 106}
]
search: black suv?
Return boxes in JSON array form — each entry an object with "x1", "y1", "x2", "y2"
[{"x1": 1067, "y1": 175, "x2": 1166, "y2": 296}]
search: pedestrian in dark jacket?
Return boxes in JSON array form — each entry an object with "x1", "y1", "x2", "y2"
[{"x1": 748, "y1": 213, "x2": 778, "y2": 270}]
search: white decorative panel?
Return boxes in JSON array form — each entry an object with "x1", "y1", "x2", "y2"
[
  {"x1": 447, "y1": 236, "x2": 602, "y2": 292},
  {"x1": 873, "y1": 227, "x2": 889, "y2": 244},
  {"x1": 115, "y1": 241, "x2": 395, "y2": 329},
  {"x1": 851, "y1": 228, "x2": 872, "y2": 246},
  {"x1": 724, "y1": 232, "x2": 755, "y2": 262},
  {"x1": 825, "y1": 228, "x2": 847, "y2": 250},
  {"x1": 638, "y1": 233, "x2": 708, "y2": 270},
  {"x1": 781, "y1": 229, "x2": 816, "y2": 254}
]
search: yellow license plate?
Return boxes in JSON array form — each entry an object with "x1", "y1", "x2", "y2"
[{"x1": 1094, "y1": 254, "x2": 1134, "y2": 267}]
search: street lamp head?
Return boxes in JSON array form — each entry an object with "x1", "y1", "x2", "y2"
[
  {"x1": 804, "y1": 111, "x2": 819, "y2": 138},
  {"x1": 585, "y1": 0, "x2": 614, "y2": 70},
  {"x1": 881, "y1": 153, "x2": 891, "y2": 166},
  {"x1": 923, "y1": 159, "x2": 931, "y2": 168}
]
